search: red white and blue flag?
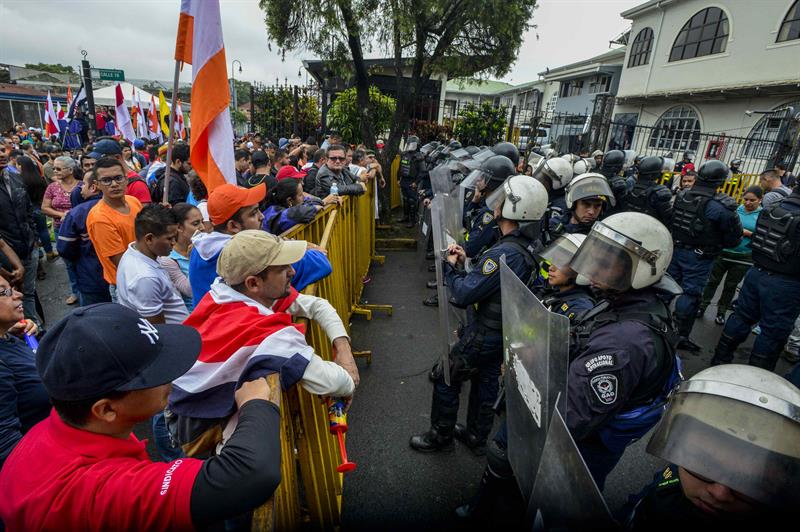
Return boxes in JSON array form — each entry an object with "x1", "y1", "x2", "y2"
[{"x1": 169, "y1": 282, "x2": 309, "y2": 419}]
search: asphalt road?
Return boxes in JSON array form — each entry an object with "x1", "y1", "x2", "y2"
[{"x1": 37, "y1": 248, "x2": 795, "y2": 528}]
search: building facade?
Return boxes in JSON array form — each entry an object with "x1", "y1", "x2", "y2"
[{"x1": 612, "y1": 0, "x2": 800, "y2": 172}]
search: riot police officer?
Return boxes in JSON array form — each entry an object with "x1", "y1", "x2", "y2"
[
  {"x1": 711, "y1": 184, "x2": 800, "y2": 370},
  {"x1": 533, "y1": 157, "x2": 574, "y2": 223},
  {"x1": 599, "y1": 149, "x2": 628, "y2": 211},
  {"x1": 668, "y1": 160, "x2": 742, "y2": 351},
  {"x1": 490, "y1": 141, "x2": 520, "y2": 167},
  {"x1": 625, "y1": 365, "x2": 798, "y2": 529},
  {"x1": 625, "y1": 155, "x2": 673, "y2": 224},
  {"x1": 550, "y1": 172, "x2": 615, "y2": 236},
  {"x1": 410, "y1": 175, "x2": 549, "y2": 454},
  {"x1": 462, "y1": 155, "x2": 517, "y2": 258},
  {"x1": 674, "y1": 150, "x2": 695, "y2": 174},
  {"x1": 536, "y1": 233, "x2": 596, "y2": 320},
  {"x1": 398, "y1": 135, "x2": 424, "y2": 227},
  {"x1": 567, "y1": 211, "x2": 682, "y2": 488}
]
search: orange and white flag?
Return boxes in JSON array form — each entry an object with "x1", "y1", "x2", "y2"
[
  {"x1": 174, "y1": 0, "x2": 234, "y2": 191},
  {"x1": 148, "y1": 95, "x2": 161, "y2": 142},
  {"x1": 45, "y1": 91, "x2": 60, "y2": 136}
]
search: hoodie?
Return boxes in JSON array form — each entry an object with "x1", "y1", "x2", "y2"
[{"x1": 188, "y1": 230, "x2": 333, "y2": 306}]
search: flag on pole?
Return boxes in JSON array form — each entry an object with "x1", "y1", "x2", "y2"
[
  {"x1": 148, "y1": 95, "x2": 162, "y2": 141},
  {"x1": 66, "y1": 84, "x2": 86, "y2": 121},
  {"x1": 173, "y1": 0, "x2": 235, "y2": 191},
  {"x1": 132, "y1": 87, "x2": 148, "y2": 138},
  {"x1": 56, "y1": 101, "x2": 65, "y2": 121},
  {"x1": 114, "y1": 83, "x2": 136, "y2": 142},
  {"x1": 66, "y1": 85, "x2": 73, "y2": 107},
  {"x1": 175, "y1": 99, "x2": 186, "y2": 140},
  {"x1": 159, "y1": 90, "x2": 171, "y2": 136},
  {"x1": 45, "y1": 91, "x2": 60, "y2": 136}
]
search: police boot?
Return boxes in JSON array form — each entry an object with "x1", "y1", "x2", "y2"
[
  {"x1": 748, "y1": 351, "x2": 779, "y2": 372},
  {"x1": 454, "y1": 466, "x2": 524, "y2": 525},
  {"x1": 409, "y1": 428, "x2": 454, "y2": 453},
  {"x1": 675, "y1": 315, "x2": 702, "y2": 352},
  {"x1": 423, "y1": 294, "x2": 438, "y2": 307},
  {"x1": 710, "y1": 332, "x2": 737, "y2": 366},
  {"x1": 406, "y1": 202, "x2": 418, "y2": 228},
  {"x1": 454, "y1": 423, "x2": 486, "y2": 456}
]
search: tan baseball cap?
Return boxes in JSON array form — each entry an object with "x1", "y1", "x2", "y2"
[{"x1": 217, "y1": 230, "x2": 307, "y2": 285}]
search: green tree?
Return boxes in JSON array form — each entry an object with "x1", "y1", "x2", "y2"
[
  {"x1": 327, "y1": 86, "x2": 396, "y2": 145},
  {"x1": 232, "y1": 109, "x2": 249, "y2": 126},
  {"x1": 452, "y1": 103, "x2": 508, "y2": 147},
  {"x1": 232, "y1": 79, "x2": 252, "y2": 106},
  {"x1": 252, "y1": 87, "x2": 320, "y2": 139},
  {"x1": 25, "y1": 63, "x2": 76, "y2": 75}
]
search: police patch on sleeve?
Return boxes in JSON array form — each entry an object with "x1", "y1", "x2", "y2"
[
  {"x1": 590, "y1": 374, "x2": 617, "y2": 405},
  {"x1": 482, "y1": 258, "x2": 498, "y2": 275},
  {"x1": 584, "y1": 354, "x2": 616, "y2": 373},
  {"x1": 482, "y1": 212, "x2": 494, "y2": 225}
]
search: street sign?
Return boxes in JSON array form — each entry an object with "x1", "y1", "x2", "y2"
[{"x1": 91, "y1": 68, "x2": 125, "y2": 82}]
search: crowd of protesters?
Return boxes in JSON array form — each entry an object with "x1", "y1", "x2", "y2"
[{"x1": 0, "y1": 124, "x2": 375, "y2": 529}]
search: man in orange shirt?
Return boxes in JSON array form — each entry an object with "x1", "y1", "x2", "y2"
[
  {"x1": 89, "y1": 139, "x2": 152, "y2": 204},
  {"x1": 86, "y1": 158, "x2": 143, "y2": 302}
]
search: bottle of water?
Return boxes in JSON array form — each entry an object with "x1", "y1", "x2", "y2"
[{"x1": 330, "y1": 180, "x2": 339, "y2": 196}]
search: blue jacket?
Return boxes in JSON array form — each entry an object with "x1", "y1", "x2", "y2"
[
  {"x1": 262, "y1": 202, "x2": 318, "y2": 235},
  {"x1": 56, "y1": 195, "x2": 109, "y2": 295},
  {"x1": 189, "y1": 231, "x2": 333, "y2": 306}
]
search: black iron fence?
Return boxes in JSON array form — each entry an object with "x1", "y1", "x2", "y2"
[{"x1": 250, "y1": 82, "x2": 322, "y2": 141}]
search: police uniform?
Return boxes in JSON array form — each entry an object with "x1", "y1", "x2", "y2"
[
  {"x1": 463, "y1": 200, "x2": 499, "y2": 258},
  {"x1": 427, "y1": 229, "x2": 538, "y2": 446},
  {"x1": 626, "y1": 181, "x2": 673, "y2": 225},
  {"x1": 668, "y1": 183, "x2": 742, "y2": 344},
  {"x1": 624, "y1": 465, "x2": 786, "y2": 531},
  {"x1": 399, "y1": 148, "x2": 424, "y2": 223},
  {"x1": 712, "y1": 189, "x2": 800, "y2": 370},
  {"x1": 538, "y1": 285, "x2": 595, "y2": 322},
  {"x1": 566, "y1": 287, "x2": 681, "y2": 489},
  {"x1": 549, "y1": 211, "x2": 593, "y2": 236}
]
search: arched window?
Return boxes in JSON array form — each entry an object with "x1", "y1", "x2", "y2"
[
  {"x1": 743, "y1": 100, "x2": 800, "y2": 159},
  {"x1": 778, "y1": 0, "x2": 800, "y2": 42},
  {"x1": 628, "y1": 27, "x2": 654, "y2": 67},
  {"x1": 669, "y1": 7, "x2": 729, "y2": 62},
  {"x1": 648, "y1": 106, "x2": 701, "y2": 151}
]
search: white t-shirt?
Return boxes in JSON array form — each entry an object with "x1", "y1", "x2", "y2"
[{"x1": 116, "y1": 243, "x2": 190, "y2": 324}]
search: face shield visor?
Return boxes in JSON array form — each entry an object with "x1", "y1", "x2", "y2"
[
  {"x1": 406, "y1": 139, "x2": 419, "y2": 152},
  {"x1": 420, "y1": 143, "x2": 437, "y2": 157},
  {"x1": 485, "y1": 177, "x2": 520, "y2": 214},
  {"x1": 623, "y1": 150, "x2": 638, "y2": 170},
  {"x1": 569, "y1": 221, "x2": 659, "y2": 292},
  {"x1": 473, "y1": 148, "x2": 495, "y2": 163},
  {"x1": 647, "y1": 384, "x2": 800, "y2": 508},
  {"x1": 662, "y1": 157, "x2": 676, "y2": 173},
  {"x1": 567, "y1": 176, "x2": 616, "y2": 208},
  {"x1": 450, "y1": 148, "x2": 470, "y2": 160},
  {"x1": 539, "y1": 235, "x2": 580, "y2": 271}
]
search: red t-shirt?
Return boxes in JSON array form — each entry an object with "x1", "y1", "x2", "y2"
[
  {"x1": 126, "y1": 170, "x2": 152, "y2": 204},
  {"x1": 0, "y1": 410, "x2": 203, "y2": 531}
]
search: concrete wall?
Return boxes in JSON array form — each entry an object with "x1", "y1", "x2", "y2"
[
  {"x1": 554, "y1": 65, "x2": 623, "y2": 115},
  {"x1": 618, "y1": 0, "x2": 800, "y2": 97}
]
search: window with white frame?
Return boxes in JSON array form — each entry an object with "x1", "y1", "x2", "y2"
[
  {"x1": 669, "y1": 7, "x2": 729, "y2": 62},
  {"x1": 648, "y1": 106, "x2": 701, "y2": 151},
  {"x1": 743, "y1": 101, "x2": 800, "y2": 159},
  {"x1": 778, "y1": 0, "x2": 800, "y2": 42},
  {"x1": 589, "y1": 75, "x2": 612, "y2": 94}
]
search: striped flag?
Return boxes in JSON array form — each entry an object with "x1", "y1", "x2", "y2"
[
  {"x1": 56, "y1": 101, "x2": 64, "y2": 121},
  {"x1": 44, "y1": 91, "x2": 60, "y2": 136},
  {"x1": 132, "y1": 87, "x2": 148, "y2": 138},
  {"x1": 175, "y1": 99, "x2": 186, "y2": 140},
  {"x1": 66, "y1": 84, "x2": 86, "y2": 121},
  {"x1": 174, "y1": 0, "x2": 235, "y2": 191},
  {"x1": 114, "y1": 83, "x2": 136, "y2": 142},
  {"x1": 148, "y1": 95, "x2": 162, "y2": 142},
  {"x1": 168, "y1": 282, "x2": 310, "y2": 419}
]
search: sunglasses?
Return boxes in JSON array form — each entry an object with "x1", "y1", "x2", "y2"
[
  {"x1": 0, "y1": 286, "x2": 17, "y2": 297},
  {"x1": 97, "y1": 175, "x2": 127, "y2": 186},
  {"x1": 328, "y1": 156, "x2": 346, "y2": 161}
]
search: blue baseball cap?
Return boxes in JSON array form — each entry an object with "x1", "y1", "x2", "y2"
[
  {"x1": 133, "y1": 138, "x2": 145, "y2": 149},
  {"x1": 88, "y1": 138, "x2": 122, "y2": 159},
  {"x1": 36, "y1": 303, "x2": 201, "y2": 401}
]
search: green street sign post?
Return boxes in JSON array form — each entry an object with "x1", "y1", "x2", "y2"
[{"x1": 91, "y1": 68, "x2": 125, "y2": 82}]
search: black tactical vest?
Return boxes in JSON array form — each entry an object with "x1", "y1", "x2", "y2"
[
  {"x1": 670, "y1": 188, "x2": 720, "y2": 250},
  {"x1": 751, "y1": 196, "x2": 800, "y2": 277},
  {"x1": 474, "y1": 235, "x2": 536, "y2": 331},
  {"x1": 626, "y1": 181, "x2": 655, "y2": 215},
  {"x1": 399, "y1": 152, "x2": 417, "y2": 180}
]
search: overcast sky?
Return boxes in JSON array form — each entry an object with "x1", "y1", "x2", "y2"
[{"x1": 0, "y1": 0, "x2": 642, "y2": 87}]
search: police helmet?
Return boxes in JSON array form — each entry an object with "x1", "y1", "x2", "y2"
[
  {"x1": 468, "y1": 155, "x2": 517, "y2": 194},
  {"x1": 729, "y1": 158, "x2": 743, "y2": 168},
  {"x1": 561, "y1": 153, "x2": 580, "y2": 165},
  {"x1": 622, "y1": 150, "x2": 638, "y2": 170},
  {"x1": 465, "y1": 146, "x2": 480, "y2": 156},
  {"x1": 405, "y1": 135, "x2": 420, "y2": 152},
  {"x1": 448, "y1": 140, "x2": 462, "y2": 151},
  {"x1": 566, "y1": 173, "x2": 616, "y2": 209},
  {"x1": 538, "y1": 157, "x2": 574, "y2": 190},
  {"x1": 539, "y1": 233, "x2": 587, "y2": 274},
  {"x1": 591, "y1": 150, "x2": 604, "y2": 158},
  {"x1": 491, "y1": 141, "x2": 520, "y2": 166},
  {"x1": 573, "y1": 158, "x2": 595, "y2": 175},
  {"x1": 485, "y1": 175, "x2": 548, "y2": 222},
  {"x1": 637, "y1": 156, "x2": 665, "y2": 181},
  {"x1": 569, "y1": 211, "x2": 672, "y2": 291},
  {"x1": 683, "y1": 150, "x2": 695, "y2": 162},
  {"x1": 600, "y1": 150, "x2": 625, "y2": 175},
  {"x1": 647, "y1": 365, "x2": 800, "y2": 509},
  {"x1": 697, "y1": 160, "x2": 729, "y2": 187},
  {"x1": 420, "y1": 141, "x2": 439, "y2": 158}
]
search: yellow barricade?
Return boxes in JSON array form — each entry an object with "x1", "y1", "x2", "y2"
[
  {"x1": 659, "y1": 172, "x2": 761, "y2": 203},
  {"x1": 390, "y1": 155, "x2": 401, "y2": 210},
  {"x1": 252, "y1": 181, "x2": 387, "y2": 531}
]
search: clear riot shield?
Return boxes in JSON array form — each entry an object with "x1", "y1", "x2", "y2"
[
  {"x1": 417, "y1": 200, "x2": 433, "y2": 271},
  {"x1": 458, "y1": 169, "x2": 481, "y2": 213},
  {"x1": 431, "y1": 194, "x2": 467, "y2": 386},
  {"x1": 530, "y1": 408, "x2": 616, "y2": 531},
  {"x1": 500, "y1": 259, "x2": 570, "y2": 504},
  {"x1": 431, "y1": 163, "x2": 455, "y2": 196}
]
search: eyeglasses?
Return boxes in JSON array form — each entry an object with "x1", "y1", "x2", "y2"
[
  {"x1": 328, "y1": 156, "x2": 346, "y2": 162},
  {"x1": 97, "y1": 175, "x2": 127, "y2": 186},
  {"x1": 0, "y1": 287, "x2": 16, "y2": 297}
]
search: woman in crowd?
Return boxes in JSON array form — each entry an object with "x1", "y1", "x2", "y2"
[
  {"x1": 159, "y1": 203, "x2": 206, "y2": 311},
  {"x1": 188, "y1": 171, "x2": 212, "y2": 232},
  {"x1": 41, "y1": 156, "x2": 81, "y2": 305},
  {"x1": 0, "y1": 274, "x2": 48, "y2": 470},
  {"x1": 262, "y1": 179, "x2": 337, "y2": 235},
  {"x1": 121, "y1": 141, "x2": 141, "y2": 174},
  {"x1": 698, "y1": 186, "x2": 763, "y2": 324},
  {"x1": 16, "y1": 156, "x2": 56, "y2": 269}
]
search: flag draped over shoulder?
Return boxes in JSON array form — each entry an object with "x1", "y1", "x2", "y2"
[
  {"x1": 169, "y1": 283, "x2": 311, "y2": 419},
  {"x1": 173, "y1": 0, "x2": 235, "y2": 192}
]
